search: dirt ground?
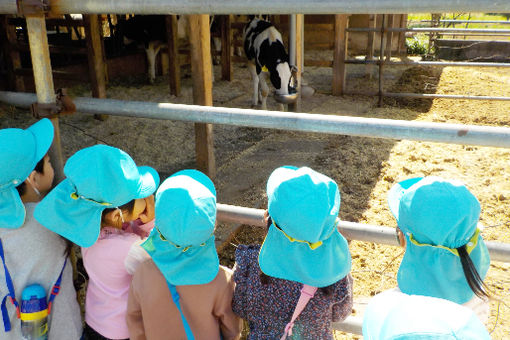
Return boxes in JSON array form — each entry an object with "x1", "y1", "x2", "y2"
[{"x1": 1, "y1": 54, "x2": 509, "y2": 339}]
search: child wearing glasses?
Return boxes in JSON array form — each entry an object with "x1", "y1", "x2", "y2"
[
  {"x1": 126, "y1": 170, "x2": 242, "y2": 340},
  {"x1": 387, "y1": 176, "x2": 491, "y2": 323},
  {"x1": 35, "y1": 145, "x2": 160, "y2": 340},
  {"x1": 0, "y1": 119, "x2": 82, "y2": 339},
  {"x1": 232, "y1": 166, "x2": 353, "y2": 339}
]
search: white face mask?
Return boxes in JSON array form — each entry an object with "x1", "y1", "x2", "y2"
[{"x1": 26, "y1": 178, "x2": 40, "y2": 197}]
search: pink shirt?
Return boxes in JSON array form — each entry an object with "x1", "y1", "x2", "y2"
[{"x1": 81, "y1": 220, "x2": 154, "y2": 339}]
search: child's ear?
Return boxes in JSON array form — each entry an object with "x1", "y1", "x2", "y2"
[{"x1": 102, "y1": 209, "x2": 123, "y2": 229}]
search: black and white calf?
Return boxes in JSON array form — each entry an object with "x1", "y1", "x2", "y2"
[
  {"x1": 243, "y1": 17, "x2": 297, "y2": 110},
  {"x1": 119, "y1": 15, "x2": 188, "y2": 84}
]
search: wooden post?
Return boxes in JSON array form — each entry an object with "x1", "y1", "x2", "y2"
[
  {"x1": 188, "y1": 14, "x2": 216, "y2": 179},
  {"x1": 289, "y1": 14, "x2": 303, "y2": 112},
  {"x1": 332, "y1": 14, "x2": 348, "y2": 96},
  {"x1": 0, "y1": 15, "x2": 24, "y2": 91},
  {"x1": 165, "y1": 15, "x2": 180, "y2": 96},
  {"x1": 221, "y1": 15, "x2": 233, "y2": 81},
  {"x1": 26, "y1": 15, "x2": 64, "y2": 181},
  {"x1": 84, "y1": 15, "x2": 107, "y2": 98},
  {"x1": 397, "y1": 14, "x2": 407, "y2": 56},
  {"x1": 366, "y1": 14, "x2": 377, "y2": 79},
  {"x1": 385, "y1": 15, "x2": 394, "y2": 61},
  {"x1": 378, "y1": 15, "x2": 388, "y2": 107}
]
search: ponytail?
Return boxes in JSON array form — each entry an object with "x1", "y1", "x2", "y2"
[{"x1": 457, "y1": 245, "x2": 490, "y2": 299}]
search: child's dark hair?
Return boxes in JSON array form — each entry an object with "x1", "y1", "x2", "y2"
[
  {"x1": 261, "y1": 215, "x2": 336, "y2": 296},
  {"x1": 259, "y1": 271, "x2": 336, "y2": 296},
  {"x1": 15, "y1": 157, "x2": 45, "y2": 196},
  {"x1": 14, "y1": 156, "x2": 73, "y2": 257},
  {"x1": 457, "y1": 245, "x2": 491, "y2": 299},
  {"x1": 101, "y1": 200, "x2": 136, "y2": 220}
]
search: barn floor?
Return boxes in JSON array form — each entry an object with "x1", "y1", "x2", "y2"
[{"x1": 1, "y1": 55, "x2": 509, "y2": 339}]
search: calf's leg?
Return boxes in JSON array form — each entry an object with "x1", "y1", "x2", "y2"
[{"x1": 248, "y1": 63, "x2": 259, "y2": 107}]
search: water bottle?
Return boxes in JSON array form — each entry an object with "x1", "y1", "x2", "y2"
[{"x1": 20, "y1": 284, "x2": 48, "y2": 340}]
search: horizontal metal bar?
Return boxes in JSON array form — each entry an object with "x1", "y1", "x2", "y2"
[
  {"x1": 420, "y1": 20, "x2": 510, "y2": 24},
  {"x1": 345, "y1": 90, "x2": 510, "y2": 102},
  {"x1": 384, "y1": 92, "x2": 510, "y2": 101},
  {"x1": 1, "y1": 0, "x2": 510, "y2": 15},
  {"x1": 1, "y1": 91, "x2": 510, "y2": 148},
  {"x1": 347, "y1": 27, "x2": 510, "y2": 33},
  {"x1": 345, "y1": 59, "x2": 510, "y2": 68},
  {"x1": 332, "y1": 316, "x2": 363, "y2": 335},
  {"x1": 215, "y1": 204, "x2": 510, "y2": 263}
]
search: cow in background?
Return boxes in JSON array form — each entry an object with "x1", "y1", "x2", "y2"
[
  {"x1": 119, "y1": 15, "x2": 188, "y2": 84},
  {"x1": 243, "y1": 16, "x2": 297, "y2": 110}
]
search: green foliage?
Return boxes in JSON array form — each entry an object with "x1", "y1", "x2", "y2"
[{"x1": 406, "y1": 36, "x2": 428, "y2": 55}]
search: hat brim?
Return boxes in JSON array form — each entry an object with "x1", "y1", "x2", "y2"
[
  {"x1": 0, "y1": 187, "x2": 26, "y2": 229},
  {"x1": 363, "y1": 290, "x2": 491, "y2": 340},
  {"x1": 387, "y1": 177, "x2": 422, "y2": 223},
  {"x1": 134, "y1": 166, "x2": 160, "y2": 199},
  {"x1": 141, "y1": 229, "x2": 219, "y2": 285},
  {"x1": 34, "y1": 179, "x2": 104, "y2": 247},
  {"x1": 259, "y1": 223, "x2": 351, "y2": 287},
  {"x1": 397, "y1": 233, "x2": 490, "y2": 304},
  {"x1": 27, "y1": 118, "x2": 54, "y2": 163}
]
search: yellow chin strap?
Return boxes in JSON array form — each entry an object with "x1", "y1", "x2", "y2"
[
  {"x1": 155, "y1": 226, "x2": 211, "y2": 253},
  {"x1": 70, "y1": 192, "x2": 113, "y2": 207},
  {"x1": 272, "y1": 219, "x2": 338, "y2": 250},
  {"x1": 408, "y1": 228, "x2": 481, "y2": 256}
]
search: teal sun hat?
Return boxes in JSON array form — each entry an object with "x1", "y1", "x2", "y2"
[
  {"x1": 141, "y1": 169, "x2": 219, "y2": 286},
  {"x1": 387, "y1": 176, "x2": 490, "y2": 304},
  {"x1": 34, "y1": 145, "x2": 159, "y2": 247},
  {"x1": 0, "y1": 119, "x2": 54, "y2": 229},
  {"x1": 362, "y1": 290, "x2": 490, "y2": 340},
  {"x1": 259, "y1": 166, "x2": 351, "y2": 288}
]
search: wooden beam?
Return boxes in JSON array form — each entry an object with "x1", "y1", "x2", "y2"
[
  {"x1": 0, "y1": 15, "x2": 24, "y2": 91},
  {"x1": 332, "y1": 14, "x2": 348, "y2": 96},
  {"x1": 397, "y1": 14, "x2": 408, "y2": 56},
  {"x1": 289, "y1": 14, "x2": 303, "y2": 112},
  {"x1": 366, "y1": 14, "x2": 377, "y2": 79},
  {"x1": 385, "y1": 15, "x2": 395, "y2": 61},
  {"x1": 83, "y1": 14, "x2": 107, "y2": 99},
  {"x1": 189, "y1": 14, "x2": 216, "y2": 179},
  {"x1": 165, "y1": 15, "x2": 180, "y2": 96},
  {"x1": 221, "y1": 15, "x2": 233, "y2": 81}
]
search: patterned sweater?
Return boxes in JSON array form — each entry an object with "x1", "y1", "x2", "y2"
[{"x1": 232, "y1": 245, "x2": 353, "y2": 340}]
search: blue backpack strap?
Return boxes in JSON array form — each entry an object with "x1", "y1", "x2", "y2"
[
  {"x1": 166, "y1": 281, "x2": 195, "y2": 340},
  {"x1": 0, "y1": 238, "x2": 20, "y2": 332},
  {"x1": 47, "y1": 258, "x2": 67, "y2": 314}
]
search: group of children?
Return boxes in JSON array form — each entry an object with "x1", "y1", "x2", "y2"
[{"x1": 0, "y1": 118, "x2": 494, "y2": 339}]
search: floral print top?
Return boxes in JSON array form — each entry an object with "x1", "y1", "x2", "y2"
[{"x1": 232, "y1": 245, "x2": 353, "y2": 339}]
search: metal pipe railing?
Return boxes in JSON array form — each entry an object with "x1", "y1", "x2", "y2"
[
  {"x1": 344, "y1": 90, "x2": 510, "y2": 102},
  {"x1": 1, "y1": 0, "x2": 510, "y2": 15},
  {"x1": 419, "y1": 20, "x2": 510, "y2": 25},
  {"x1": 2, "y1": 91, "x2": 510, "y2": 148},
  {"x1": 216, "y1": 204, "x2": 510, "y2": 263},
  {"x1": 347, "y1": 27, "x2": 510, "y2": 34},
  {"x1": 345, "y1": 59, "x2": 510, "y2": 68}
]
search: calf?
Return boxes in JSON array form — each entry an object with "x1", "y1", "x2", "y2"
[
  {"x1": 119, "y1": 15, "x2": 187, "y2": 84},
  {"x1": 243, "y1": 17, "x2": 297, "y2": 110}
]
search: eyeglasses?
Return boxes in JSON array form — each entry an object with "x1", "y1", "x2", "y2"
[{"x1": 155, "y1": 226, "x2": 210, "y2": 252}]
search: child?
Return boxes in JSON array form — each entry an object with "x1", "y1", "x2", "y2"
[
  {"x1": 34, "y1": 144, "x2": 160, "y2": 340},
  {"x1": 232, "y1": 166, "x2": 353, "y2": 339},
  {"x1": 388, "y1": 176, "x2": 491, "y2": 322},
  {"x1": 362, "y1": 290, "x2": 490, "y2": 339},
  {"x1": 126, "y1": 169, "x2": 243, "y2": 340},
  {"x1": 0, "y1": 119, "x2": 82, "y2": 339}
]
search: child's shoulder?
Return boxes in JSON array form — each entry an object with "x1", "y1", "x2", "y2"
[{"x1": 234, "y1": 244, "x2": 260, "y2": 267}]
